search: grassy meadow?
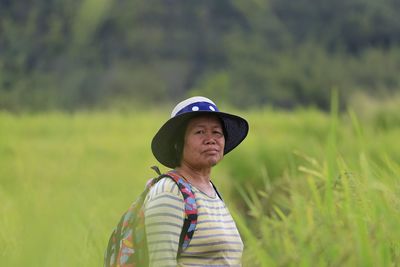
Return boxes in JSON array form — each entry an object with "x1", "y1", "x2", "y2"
[{"x1": 1, "y1": 100, "x2": 400, "y2": 266}]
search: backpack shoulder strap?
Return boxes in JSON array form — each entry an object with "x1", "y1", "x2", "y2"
[{"x1": 164, "y1": 171, "x2": 198, "y2": 254}]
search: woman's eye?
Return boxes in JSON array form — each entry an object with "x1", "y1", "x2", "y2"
[
  {"x1": 194, "y1": 129, "x2": 223, "y2": 136},
  {"x1": 214, "y1": 131, "x2": 223, "y2": 136}
]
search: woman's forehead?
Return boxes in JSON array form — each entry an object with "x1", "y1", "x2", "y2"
[{"x1": 187, "y1": 115, "x2": 222, "y2": 128}]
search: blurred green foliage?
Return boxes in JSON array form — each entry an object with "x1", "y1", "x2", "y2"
[
  {"x1": 1, "y1": 0, "x2": 400, "y2": 111},
  {"x1": 1, "y1": 101, "x2": 400, "y2": 265}
]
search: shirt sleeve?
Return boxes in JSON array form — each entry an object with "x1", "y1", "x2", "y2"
[{"x1": 144, "y1": 178, "x2": 185, "y2": 267}]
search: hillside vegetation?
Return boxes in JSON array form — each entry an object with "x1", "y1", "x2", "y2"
[{"x1": 1, "y1": 0, "x2": 400, "y2": 111}]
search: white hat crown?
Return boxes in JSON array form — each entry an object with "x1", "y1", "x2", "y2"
[{"x1": 171, "y1": 96, "x2": 217, "y2": 118}]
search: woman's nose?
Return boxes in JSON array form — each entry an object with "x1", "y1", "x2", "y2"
[{"x1": 205, "y1": 135, "x2": 216, "y2": 144}]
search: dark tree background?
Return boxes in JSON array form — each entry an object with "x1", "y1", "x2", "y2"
[{"x1": 1, "y1": 0, "x2": 400, "y2": 111}]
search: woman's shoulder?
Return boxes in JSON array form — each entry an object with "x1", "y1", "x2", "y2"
[{"x1": 147, "y1": 177, "x2": 182, "y2": 198}]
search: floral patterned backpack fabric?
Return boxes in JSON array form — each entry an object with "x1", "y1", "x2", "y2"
[{"x1": 104, "y1": 167, "x2": 198, "y2": 267}]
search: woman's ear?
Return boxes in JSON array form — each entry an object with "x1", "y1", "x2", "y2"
[
  {"x1": 174, "y1": 142, "x2": 183, "y2": 167},
  {"x1": 173, "y1": 122, "x2": 187, "y2": 167}
]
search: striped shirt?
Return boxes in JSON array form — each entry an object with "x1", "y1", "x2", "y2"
[{"x1": 144, "y1": 177, "x2": 243, "y2": 267}]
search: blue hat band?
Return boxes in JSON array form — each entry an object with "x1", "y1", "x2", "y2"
[{"x1": 175, "y1": 101, "x2": 219, "y2": 117}]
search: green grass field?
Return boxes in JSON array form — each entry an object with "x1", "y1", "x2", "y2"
[{"x1": 1, "y1": 103, "x2": 400, "y2": 266}]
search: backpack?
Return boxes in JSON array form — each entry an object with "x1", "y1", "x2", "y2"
[{"x1": 104, "y1": 167, "x2": 198, "y2": 267}]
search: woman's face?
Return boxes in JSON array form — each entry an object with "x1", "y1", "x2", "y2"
[{"x1": 181, "y1": 115, "x2": 225, "y2": 170}]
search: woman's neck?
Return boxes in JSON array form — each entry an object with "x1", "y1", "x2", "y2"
[
  {"x1": 175, "y1": 164, "x2": 215, "y2": 197},
  {"x1": 176, "y1": 164, "x2": 211, "y2": 184}
]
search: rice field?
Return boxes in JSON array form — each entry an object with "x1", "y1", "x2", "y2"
[{"x1": 1, "y1": 101, "x2": 400, "y2": 266}]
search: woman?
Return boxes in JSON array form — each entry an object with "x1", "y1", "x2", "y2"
[{"x1": 145, "y1": 96, "x2": 249, "y2": 266}]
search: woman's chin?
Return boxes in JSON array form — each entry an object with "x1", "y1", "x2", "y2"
[{"x1": 207, "y1": 157, "x2": 223, "y2": 167}]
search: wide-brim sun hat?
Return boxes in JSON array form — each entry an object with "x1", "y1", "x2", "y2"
[{"x1": 151, "y1": 96, "x2": 249, "y2": 168}]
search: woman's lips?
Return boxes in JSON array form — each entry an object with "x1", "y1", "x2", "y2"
[{"x1": 202, "y1": 148, "x2": 220, "y2": 154}]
